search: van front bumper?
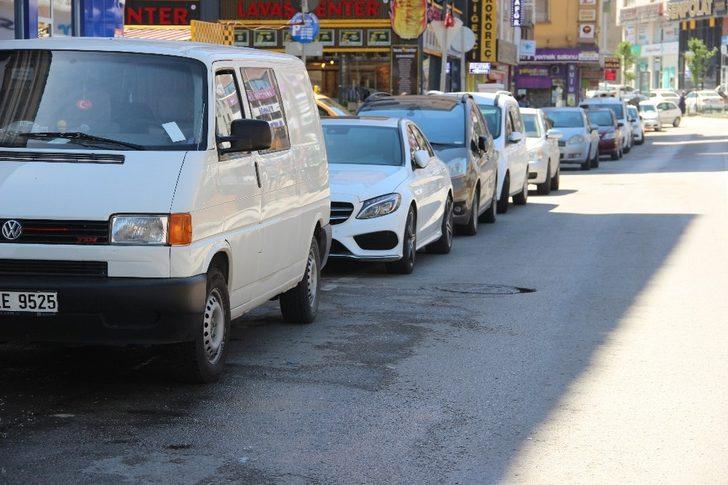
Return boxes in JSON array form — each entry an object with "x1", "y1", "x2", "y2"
[{"x1": 0, "y1": 275, "x2": 206, "y2": 345}]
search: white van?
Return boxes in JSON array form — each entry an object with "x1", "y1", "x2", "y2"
[{"x1": 0, "y1": 39, "x2": 331, "y2": 382}]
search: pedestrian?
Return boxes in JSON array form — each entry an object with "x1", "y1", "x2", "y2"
[
  {"x1": 678, "y1": 91, "x2": 686, "y2": 114},
  {"x1": 517, "y1": 94, "x2": 530, "y2": 108}
]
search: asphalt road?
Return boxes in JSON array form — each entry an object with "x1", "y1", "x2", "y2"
[{"x1": 1, "y1": 117, "x2": 727, "y2": 484}]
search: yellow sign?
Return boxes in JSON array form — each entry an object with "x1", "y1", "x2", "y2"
[
  {"x1": 480, "y1": 0, "x2": 497, "y2": 62},
  {"x1": 667, "y1": 0, "x2": 713, "y2": 20}
]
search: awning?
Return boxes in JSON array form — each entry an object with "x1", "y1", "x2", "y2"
[{"x1": 122, "y1": 27, "x2": 191, "y2": 42}]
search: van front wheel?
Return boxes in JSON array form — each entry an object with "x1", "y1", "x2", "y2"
[
  {"x1": 280, "y1": 236, "x2": 320, "y2": 324},
  {"x1": 176, "y1": 267, "x2": 231, "y2": 383}
]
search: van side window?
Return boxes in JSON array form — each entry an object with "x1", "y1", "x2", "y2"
[
  {"x1": 214, "y1": 72, "x2": 244, "y2": 146},
  {"x1": 241, "y1": 67, "x2": 290, "y2": 152}
]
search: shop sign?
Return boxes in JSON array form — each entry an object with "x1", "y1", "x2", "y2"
[
  {"x1": 469, "y1": 62, "x2": 491, "y2": 74},
  {"x1": 480, "y1": 0, "x2": 498, "y2": 62},
  {"x1": 497, "y1": 40, "x2": 518, "y2": 65},
  {"x1": 391, "y1": 0, "x2": 427, "y2": 39},
  {"x1": 221, "y1": 0, "x2": 389, "y2": 20},
  {"x1": 624, "y1": 23, "x2": 635, "y2": 43},
  {"x1": 640, "y1": 41, "x2": 679, "y2": 56},
  {"x1": 467, "y1": 0, "x2": 482, "y2": 62},
  {"x1": 604, "y1": 69, "x2": 617, "y2": 81},
  {"x1": 391, "y1": 45, "x2": 418, "y2": 95},
  {"x1": 667, "y1": 0, "x2": 714, "y2": 21},
  {"x1": 603, "y1": 56, "x2": 620, "y2": 70},
  {"x1": 579, "y1": 23, "x2": 595, "y2": 41},
  {"x1": 339, "y1": 29, "x2": 363, "y2": 46},
  {"x1": 125, "y1": 0, "x2": 199, "y2": 25},
  {"x1": 511, "y1": 0, "x2": 522, "y2": 27},
  {"x1": 520, "y1": 39, "x2": 536, "y2": 61},
  {"x1": 579, "y1": 0, "x2": 596, "y2": 4},
  {"x1": 662, "y1": 23, "x2": 679, "y2": 42},
  {"x1": 367, "y1": 29, "x2": 391, "y2": 46},
  {"x1": 619, "y1": 7, "x2": 637, "y2": 23},
  {"x1": 579, "y1": 9, "x2": 596, "y2": 21},
  {"x1": 534, "y1": 48, "x2": 599, "y2": 62}
]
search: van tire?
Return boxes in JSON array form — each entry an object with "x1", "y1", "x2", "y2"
[
  {"x1": 536, "y1": 164, "x2": 551, "y2": 195},
  {"x1": 176, "y1": 267, "x2": 231, "y2": 384},
  {"x1": 429, "y1": 196, "x2": 454, "y2": 254},
  {"x1": 460, "y1": 189, "x2": 479, "y2": 236},
  {"x1": 280, "y1": 236, "x2": 320, "y2": 324},
  {"x1": 386, "y1": 207, "x2": 416, "y2": 274},
  {"x1": 513, "y1": 173, "x2": 528, "y2": 205}
]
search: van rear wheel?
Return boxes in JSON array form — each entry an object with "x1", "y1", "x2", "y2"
[
  {"x1": 280, "y1": 236, "x2": 320, "y2": 324},
  {"x1": 176, "y1": 267, "x2": 230, "y2": 383}
]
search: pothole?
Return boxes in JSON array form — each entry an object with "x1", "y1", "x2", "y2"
[{"x1": 430, "y1": 285, "x2": 536, "y2": 295}]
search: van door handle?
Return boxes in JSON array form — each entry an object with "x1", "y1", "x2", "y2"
[{"x1": 254, "y1": 161, "x2": 262, "y2": 188}]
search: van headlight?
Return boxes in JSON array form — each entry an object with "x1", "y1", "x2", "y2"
[
  {"x1": 111, "y1": 215, "x2": 168, "y2": 245},
  {"x1": 356, "y1": 193, "x2": 401, "y2": 219},
  {"x1": 568, "y1": 135, "x2": 585, "y2": 145},
  {"x1": 447, "y1": 158, "x2": 468, "y2": 177}
]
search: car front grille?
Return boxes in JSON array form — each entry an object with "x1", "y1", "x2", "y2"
[
  {"x1": 558, "y1": 141, "x2": 566, "y2": 147},
  {"x1": 0, "y1": 259, "x2": 108, "y2": 277},
  {"x1": 330, "y1": 202, "x2": 354, "y2": 225},
  {"x1": 0, "y1": 219, "x2": 109, "y2": 245}
]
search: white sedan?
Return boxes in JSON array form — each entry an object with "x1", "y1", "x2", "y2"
[
  {"x1": 323, "y1": 117, "x2": 454, "y2": 274},
  {"x1": 686, "y1": 90, "x2": 725, "y2": 114},
  {"x1": 520, "y1": 108, "x2": 562, "y2": 195}
]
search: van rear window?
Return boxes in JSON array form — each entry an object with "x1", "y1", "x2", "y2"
[{"x1": 0, "y1": 50, "x2": 207, "y2": 151}]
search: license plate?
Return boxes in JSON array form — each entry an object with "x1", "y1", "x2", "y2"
[{"x1": 0, "y1": 291, "x2": 58, "y2": 313}]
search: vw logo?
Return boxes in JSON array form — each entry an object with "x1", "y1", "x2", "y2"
[{"x1": 1, "y1": 220, "x2": 22, "y2": 241}]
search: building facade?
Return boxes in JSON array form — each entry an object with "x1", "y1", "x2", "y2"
[
  {"x1": 1, "y1": 0, "x2": 124, "y2": 39},
  {"x1": 519, "y1": 0, "x2": 602, "y2": 106}
]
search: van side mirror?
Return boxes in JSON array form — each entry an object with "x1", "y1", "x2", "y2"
[
  {"x1": 413, "y1": 150, "x2": 430, "y2": 169},
  {"x1": 218, "y1": 119, "x2": 272, "y2": 153},
  {"x1": 617, "y1": 121, "x2": 624, "y2": 128},
  {"x1": 508, "y1": 132, "x2": 523, "y2": 144},
  {"x1": 590, "y1": 124, "x2": 599, "y2": 132}
]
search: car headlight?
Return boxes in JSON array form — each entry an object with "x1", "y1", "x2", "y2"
[
  {"x1": 110, "y1": 213, "x2": 192, "y2": 245},
  {"x1": 529, "y1": 148, "x2": 545, "y2": 160},
  {"x1": 603, "y1": 132, "x2": 615, "y2": 140},
  {"x1": 356, "y1": 193, "x2": 402, "y2": 219},
  {"x1": 111, "y1": 215, "x2": 167, "y2": 245},
  {"x1": 447, "y1": 158, "x2": 468, "y2": 178},
  {"x1": 568, "y1": 135, "x2": 585, "y2": 145}
]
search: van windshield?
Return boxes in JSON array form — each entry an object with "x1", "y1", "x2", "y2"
[{"x1": 0, "y1": 50, "x2": 207, "y2": 151}]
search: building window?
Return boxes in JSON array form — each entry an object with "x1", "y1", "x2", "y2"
[{"x1": 535, "y1": 0, "x2": 549, "y2": 23}]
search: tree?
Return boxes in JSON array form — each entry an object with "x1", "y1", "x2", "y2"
[
  {"x1": 686, "y1": 38, "x2": 718, "y2": 89},
  {"x1": 616, "y1": 41, "x2": 636, "y2": 85}
]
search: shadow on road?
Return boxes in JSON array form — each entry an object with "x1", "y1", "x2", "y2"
[{"x1": 0, "y1": 196, "x2": 697, "y2": 483}]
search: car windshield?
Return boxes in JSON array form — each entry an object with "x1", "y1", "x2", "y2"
[
  {"x1": 323, "y1": 124, "x2": 403, "y2": 166},
  {"x1": 0, "y1": 49, "x2": 207, "y2": 151},
  {"x1": 587, "y1": 111, "x2": 613, "y2": 126},
  {"x1": 582, "y1": 103, "x2": 624, "y2": 119},
  {"x1": 358, "y1": 103, "x2": 465, "y2": 145},
  {"x1": 544, "y1": 110, "x2": 584, "y2": 128},
  {"x1": 639, "y1": 104, "x2": 657, "y2": 112},
  {"x1": 318, "y1": 97, "x2": 350, "y2": 116},
  {"x1": 477, "y1": 105, "x2": 502, "y2": 139},
  {"x1": 521, "y1": 113, "x2": 540, "y2": 137}
]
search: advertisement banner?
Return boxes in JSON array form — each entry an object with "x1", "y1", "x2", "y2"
[
  {"x1": 221, "y1": 0, "x2": 389, "y2": 20},
  {"x1": 391, "y1": 0, "x2": 427, "y2": 39},
  {"x1": 512, "y1": 0, "x2": 522, "y2": 27},
  {"x1": 520, "y1": 39, "x2": 536, "y2": 60},
  {"x1": 125, "y1": 1, "x2": 200, "y2": 25},
  {"x1": 480, "y1": 0, "x2": 498, "y2": 62},
  {"x1": 579, "y1": 23, "x2": 595, "y2": 40},
  {"x1": 579, "y1": 8, "x2": 596, "y2": 21},
  {"x1": 391, "y1": 45, "x2": 419, "y2": 95}
]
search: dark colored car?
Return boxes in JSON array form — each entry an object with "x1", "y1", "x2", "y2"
[
  {"x1": 587, "y1": 108, "x2": 624, "y2": 160},
  {"x1": 358, "y1": 94, "x2": 499, "y2": 235}
]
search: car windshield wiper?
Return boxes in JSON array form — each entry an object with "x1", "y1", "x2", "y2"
[
  {"x1": 430, "y1": 142, "x2": 464, "y2": 147},
  {"x1": 16, "y1": 132, "x2": 145, "y2": 150}
]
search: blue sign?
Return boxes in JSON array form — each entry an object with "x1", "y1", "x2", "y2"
[{"x1": 290, "y1": 12, "x2": 319, "y2": 44}]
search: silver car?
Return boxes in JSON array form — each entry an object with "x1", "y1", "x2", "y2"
[
  {"x1": 542, "y1": 108, "x2": 600, "y2": 171},
  {"x1": 627, "y1": 105, "x2": 644, "y2": 145}
]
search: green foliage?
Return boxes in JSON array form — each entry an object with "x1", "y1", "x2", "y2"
[
  {"x1": 617, "y1": 41, "x2": 636, "y2": 83},
  {"x1": 686, "y1": 38, "x2": 718, "y2": 89}
]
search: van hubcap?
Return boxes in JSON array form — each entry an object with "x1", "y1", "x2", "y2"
[
  {"x1": 203, "y1": 290, "x2": 225, "y2": 364},
  {"x1": 306, "y1": 249, "x2": 318, "y2": 307}
]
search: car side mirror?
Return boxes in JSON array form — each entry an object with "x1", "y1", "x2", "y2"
[
  {"x1": 218, "y1": 119, "x2": 272, "y2": 153},
  {"x1": 478, "y1": 135, "x2": 488, "y2": 151},
  {"x1": 508, "y1": 132, "x2": 523, "y2": 144},
  {"x1": 590, "y1": 124, "x2": 599, "y2": 132},
  {"x1": 413, "y1": 150, "x2": 430, "y2": 169},
  {"x1": 629, "y1": 117, "x2": 637, "y2": 122},
  {"x1": 546, "y1": 128, "x2": 563, "y2": 140},
  {"x1": 617, "y1": 121, "x2": 624, "y2": 127}
]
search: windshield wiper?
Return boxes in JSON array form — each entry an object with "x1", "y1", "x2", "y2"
[
  {"x1": 430, "y1": 142, "x2": 464, "y2": 147},
  {"x1": 17, "y1": 132, "x2": 145, "y2": 150}
]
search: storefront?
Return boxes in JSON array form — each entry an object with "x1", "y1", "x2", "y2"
[
  {"x1": 2, "y1": 0, "x2": 124, "y2": 39},
  {"x1": 516, "y1": 48, "x2": 600, "y2": 107},
  {"x1": 668, "y1": 0, "x2": 727, "y2": 88}
]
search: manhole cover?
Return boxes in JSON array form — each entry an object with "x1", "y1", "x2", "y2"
[{"x1": 431, "y1": 285, "x2": 535, "y2": 295}]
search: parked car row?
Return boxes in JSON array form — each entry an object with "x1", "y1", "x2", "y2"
[{"x1": 0, "y1": 40, "x2": 655, "y2": 384}]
